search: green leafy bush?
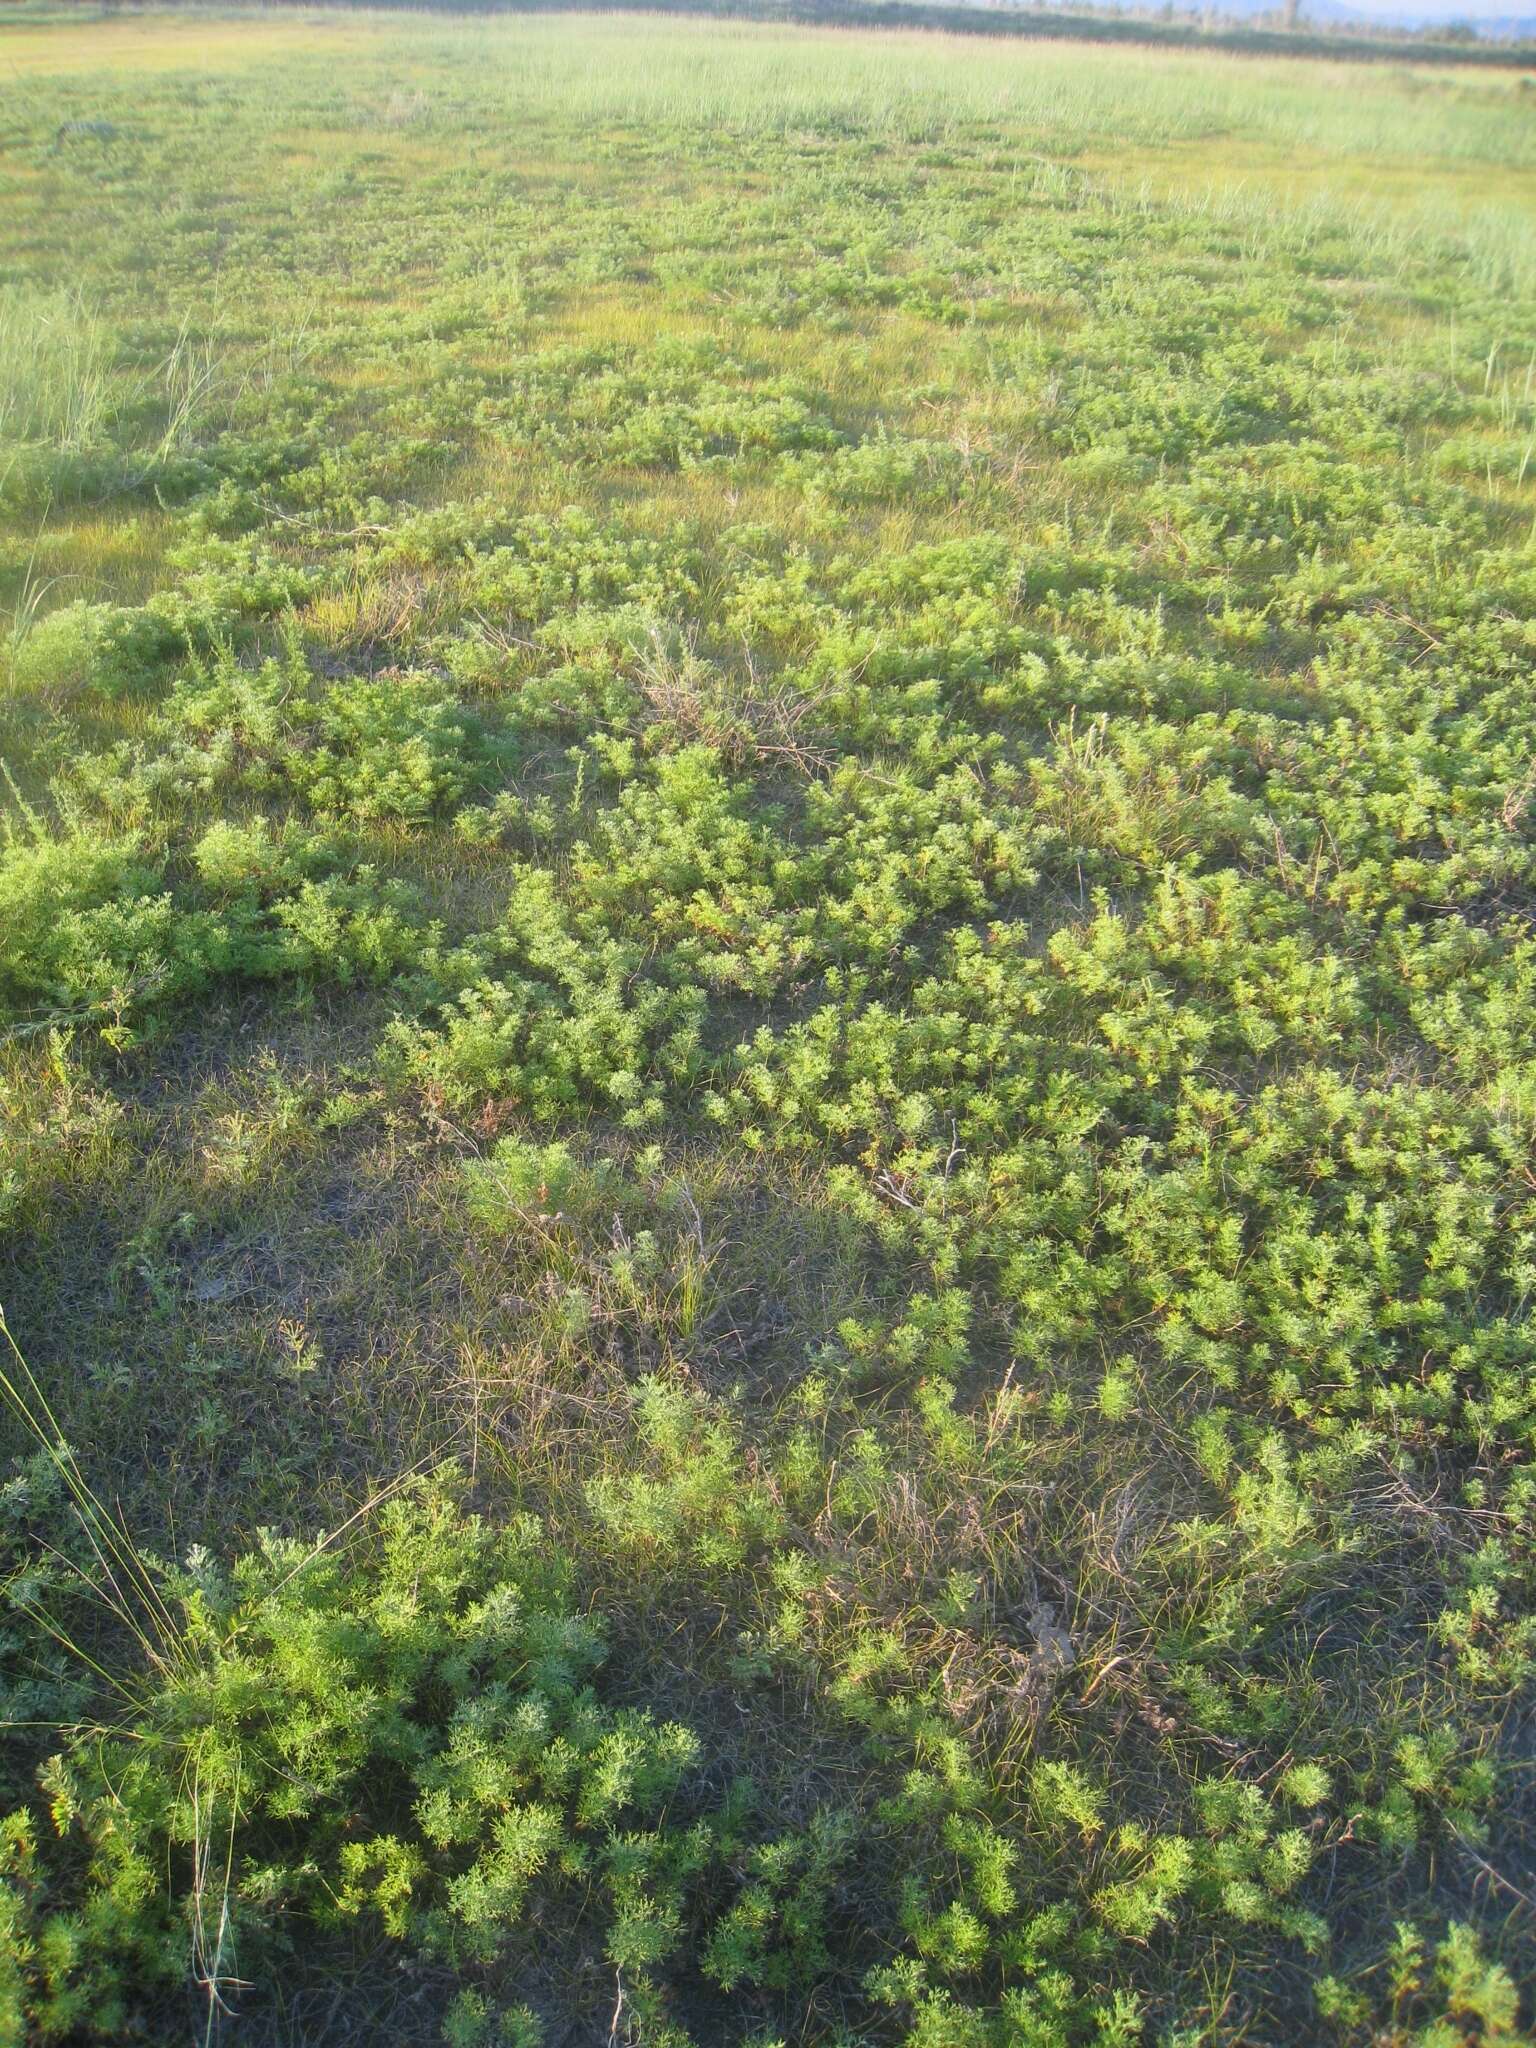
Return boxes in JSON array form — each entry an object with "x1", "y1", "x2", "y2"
[
  {"x1": 10, "y1": 602, "x2": 182, "y2": 700},
  {"x1": 1, "y1": 1471, "x2": 705, "y2": 2043},
  {"x1": 295, "y1": 670, "x2": 479, "y2": 823}
]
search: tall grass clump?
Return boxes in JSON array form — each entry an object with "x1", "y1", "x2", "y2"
[{"x1": 0, "y1": 289, "x2": 112, "y2": 462}]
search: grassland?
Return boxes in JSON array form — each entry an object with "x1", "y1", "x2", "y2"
[{"x1": 2, "y1": 10, "x2": 1535, "y2": 2045}]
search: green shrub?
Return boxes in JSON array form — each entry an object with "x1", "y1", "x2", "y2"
[
  {"x1": 295, "y1": 670, "x2": 478, "y2": 823},
  {"x1": 397, "y1": 868, "x2": 705, "y2": 1124},
  {"x1": 0, "y1": 829, "x2": 213, "y2": 1030},
  {"x1": 0, "y1": 1470, "x2": 706, "y2": 2042},
  {"x1": 9, "y1": 602, "x2": 182, "y2": 700}
]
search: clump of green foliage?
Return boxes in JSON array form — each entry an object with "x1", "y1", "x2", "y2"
[{"x1": 0, "y1": 1464, "x2": 708, "y2": 2046}]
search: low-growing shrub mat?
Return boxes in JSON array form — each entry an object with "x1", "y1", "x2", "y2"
[{"x1": 1, "y1": 11, "x2": 1534, "y2": 2048}]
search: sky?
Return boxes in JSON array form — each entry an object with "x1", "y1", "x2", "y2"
[
  {"x1": 1293, "y1": 0, "x2": 1532, "y2": 18},
  {"x1": 1348, "y1": 0, "x2": 1532, "y2": 13}
]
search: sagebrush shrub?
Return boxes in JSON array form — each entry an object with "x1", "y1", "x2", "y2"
[{"x1": 0, "y1": 1471, "x2": 705, "y2": 2043}]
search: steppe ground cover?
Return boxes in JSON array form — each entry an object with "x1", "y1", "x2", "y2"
[{"x1": 2, "y1": 10, "x2": 1535, "y2": 2044}]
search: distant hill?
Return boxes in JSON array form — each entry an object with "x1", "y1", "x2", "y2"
[{"x1": 175, "y1": 0, "x2": 1536, "y2": 59}]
